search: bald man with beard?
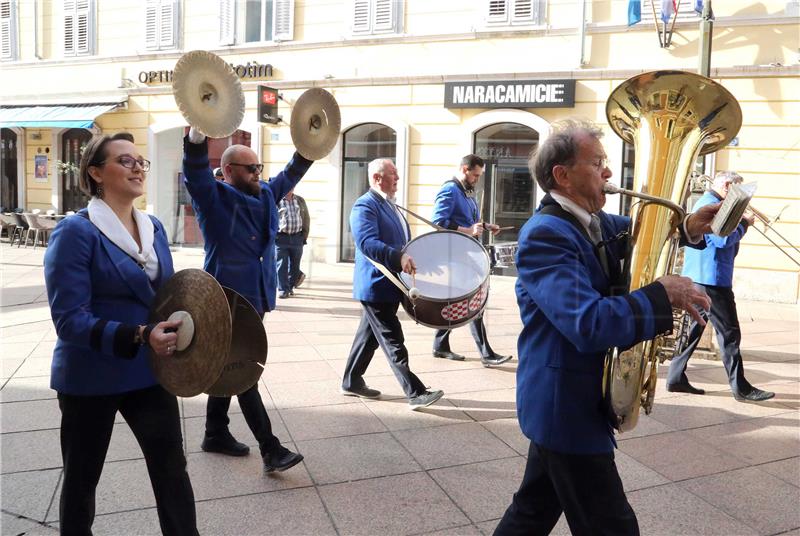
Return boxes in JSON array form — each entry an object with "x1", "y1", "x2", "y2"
[{"x1": 182, "y1": 128, "x2": 312, "y2": 473}]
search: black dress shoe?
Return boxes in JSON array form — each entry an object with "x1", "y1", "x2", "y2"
[
  {"x1": 666, "y1": 382, "x2": 705, "y2": 395},
  {"x1": 734, "y1": 388, "x2": 775, "y2": 402},
  {"x1": 264, "y1": 447, "x2": 304, "y2": 473},
  {"x1": 481, "y1": 353, "x2": 513, "y2": 367},
  {"x1": 340, "y1": 385, "x2": 381, "y2": 399},
  {"x1": 432, "y1": 350, "x2": 466, "y2": 361},
  {"x1": 201, "y1": 432, "x2": 250, "y2": 457}
]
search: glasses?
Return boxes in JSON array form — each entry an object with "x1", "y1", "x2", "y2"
[
  {"x1": 577, "y1": 157, "x2": 610, "y2": 171},
  {"x1": 229, "y1": 163, "x2": 264, "y2": 174},
  {"x1": 101, "y1": 155, "x2": 151, "y2": 172}
]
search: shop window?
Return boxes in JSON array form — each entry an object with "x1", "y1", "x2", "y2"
[
  {"x1": 64, "y1": 0, "x2": 95, "y2": 57},
  {"x1": 1, "y1": 0, "x2": 17, "y2": 61},
  {"x1": 474, "y1": 122, "x2": 538, "y2": 275},
  {"x1": 351, "y1": 0, "x2": 403, "y2": 36},
  {"x1": 61, "y1": 129, "x2": 92, "y2": 212},
  {"x1": 145, "y1": 0, "x2": 180, "y2": 51},
  {"x1": 340, "y1": 123, "x2": 396, "y2": 262},
  {"x1": 485, "y1": 0, "x2": 545, "y2": 27},
  {"x1": 1, "y1": 128, "x2": 18, "y2": 211},
  {"x1": 219, "y1": 0, "x2": 294, "y2": 46}
]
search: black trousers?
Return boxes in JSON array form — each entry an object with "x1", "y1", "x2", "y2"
[
  {"x1": 205, "y1": 383, "x2": 281, "y2": 457},
  {"x1": 433, "y1": 313, "x2": 494, "y2": 358},
  {"x1": 667, "y1": 284, "x2": 750, "y2": 395},
  {"x1": 342, "y1": 301, "x2": 427, "y2": 399},
  {"x1": 58, "y1": 385, "x2": 197, "y2": 536},
  {"x1": 494, "y1": 442, "x2": 638, "y2": 536}
]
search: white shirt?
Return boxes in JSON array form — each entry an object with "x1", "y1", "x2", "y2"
[
  {"x1": 370, "y1": 186, "x2": 409, "y2": 242},
  {"x1": 87, "y1": 197, "x2": 160, "y2": 281}
]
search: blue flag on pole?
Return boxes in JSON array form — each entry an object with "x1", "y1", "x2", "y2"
[
  {"x1": 694, "y1": 0, "x2": 704, "y2": 14},
  {"x1": 628, "y1": 0, "x2": 642, "y2": 26}
]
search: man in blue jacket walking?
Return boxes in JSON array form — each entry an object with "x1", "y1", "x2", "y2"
[
  {"x1": 495, "y1": 119, "x2": 718, "y2": 535},
  {"x1": 341, "y1": 158, "x2": 444, "y2": 410},
  {"x1": 430, "y1": 154, "x2": 512, "y2": 366},
  {"x1": 666, "y1": 171, "x2": 774, "y2": 402},
  {"x1": 183, "y1": 128, "x2": 307, "y2": 473}
]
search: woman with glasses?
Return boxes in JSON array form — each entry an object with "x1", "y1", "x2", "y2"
[{"x1": 44, "y1": 132, "x2": 198, "y2": 535}]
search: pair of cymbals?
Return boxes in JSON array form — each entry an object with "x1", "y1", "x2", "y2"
[
  {"x1": 172, "y1": 50, "x2": 341, "y2": 160},
  {"x1": 148, "y1": 269, "x2": 267, "y2": 398}
]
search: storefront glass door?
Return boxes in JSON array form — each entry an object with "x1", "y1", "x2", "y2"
[
  {"x1": 474, "y1": 123, "x2": 539, "y2": 275},
  {"x1": 61, "y1": 128, "x2": 92, "y2": 212},
  {"x1": 339, "y1": 123, "x2": 396, "y2": 262},
  {"x1": 1, "y1": 129, "x2": 18, "y2": 211}
]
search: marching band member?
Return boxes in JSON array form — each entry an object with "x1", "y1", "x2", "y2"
[
  {"x1": 494, "y1": 120, "x2": 719, "y2": 535},
  {"x1": 183, "y1": 128, "x2": 307, "y2": 473},
  {"x1": 431, "y1": 154, "x2": 512, "y2": 366},
  {"x1": 341, "y1": 158, "x2": 444, "y2": 410},
  {"x1": 45, "y1": 132, "x2": 197, "y2": 535}
]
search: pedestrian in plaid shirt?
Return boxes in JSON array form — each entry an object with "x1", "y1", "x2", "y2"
[{"x1": 276, "y1": 188, "x2": 310, "y2": 298}]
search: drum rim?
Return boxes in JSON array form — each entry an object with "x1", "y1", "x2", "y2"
[{"x1": 399, "y1": 230, "x2": 491, "y2": 303}]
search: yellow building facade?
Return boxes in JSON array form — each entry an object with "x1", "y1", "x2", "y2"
[{"x1": 1, "y1": 0, "x2": 798, "y2": 301}]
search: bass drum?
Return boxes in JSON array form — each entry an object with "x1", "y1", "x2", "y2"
[{"x1": 398, "y1": 231, "x2": 491, "y2": 329}]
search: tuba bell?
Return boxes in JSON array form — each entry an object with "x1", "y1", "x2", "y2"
[{"x1": 603, "y1": 70, "x2": 742, "y2": 432}]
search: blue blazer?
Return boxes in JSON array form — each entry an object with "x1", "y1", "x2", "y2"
[
  {"x1": 515, "y1": 198, "x2": 674, "y2": 454},
  {"x1": 44, "y1": 210, "x2": 173, "y2": 396},
  {"x1": 183, "y1": 137, "x2": 312, "y2": 314},
  {"x1": 432, "y1": 179, "x2": 479, "y2": 229},
  {"x1": 682, "y1": 190, "x2": 747, "y2": 287},
  {"x1": 351, "y1": 190, "x2": 411, "y2": 303}
]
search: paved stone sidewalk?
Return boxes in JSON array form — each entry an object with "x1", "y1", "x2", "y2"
[{"x1": 1, "y1": 243, "x2": 798, "y2": 535}]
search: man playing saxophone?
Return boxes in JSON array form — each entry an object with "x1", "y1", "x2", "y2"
[{"x1": 494, "y1": 119, "x2": 719, "y2": 536}]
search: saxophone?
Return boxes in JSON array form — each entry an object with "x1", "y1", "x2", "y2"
[{"x1": 602, "y1": 70, "x2": 742, "y2": 432}]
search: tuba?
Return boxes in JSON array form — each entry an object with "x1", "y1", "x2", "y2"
[{"x1": 603, "y1": 70, "x2": 742, "y2": 432}]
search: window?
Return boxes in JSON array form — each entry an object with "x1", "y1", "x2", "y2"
[
  {"x1": 145, "y1": 0, "x2": 180, "y2": 51},
  {"x1": 486, "y1": 0, "x2": 545, "y2": 27},
  {"x1": 1, "y1": 0, "x2": 17, "y2": 61},
  {"x1": 340, "y1": 123, "x2": 396, "y2": 262},
  {"x1": 64, "y1": 0, "x2": 95, "y2": 56},
  {"x1": 219, "y1": 0, "x2": 294, "y2": 46},
  {"x1": 351, "y1": 0, "x2": 403, "y2": 36}
]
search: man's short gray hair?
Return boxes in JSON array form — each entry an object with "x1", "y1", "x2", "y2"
[
  {"x1": 530, "y1": 118, "x2": 604, "y2": 193},
  {"x1": 713, "y1": 170, "x2": 743, "y2": 188},
  {"x1": 368, "y1": 158, "x2": 393, "y2": 182}
]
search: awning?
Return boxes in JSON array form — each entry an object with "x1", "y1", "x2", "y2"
[{"x1": 0, "y1": 102, "x2": 124, "y2": 129}]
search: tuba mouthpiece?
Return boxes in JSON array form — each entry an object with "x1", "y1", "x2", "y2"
[{"x1": 603, "y1": 182, "x2": 622, "y2": 194}]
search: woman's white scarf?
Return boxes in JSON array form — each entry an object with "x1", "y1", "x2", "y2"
[{"x1": 87, "y1": 197, "x2": 160, "y2": 281}]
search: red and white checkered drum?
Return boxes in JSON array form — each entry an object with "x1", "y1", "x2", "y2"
[{"x1": 399, "y1": 231, "x2": 491, "y2": 329}]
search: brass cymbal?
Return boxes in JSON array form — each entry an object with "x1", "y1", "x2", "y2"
[
  {"x1": 148, "y1": 269, "x2": 231, "y2": 397},
  {"x1": 205, "y1": 287, "x2": 268, "y2": 397},
  {"x1": 172, "y1": 50, "x2": 246, "y2": 139},
  {"x1": 290, "y1": 88, "x2": 341, "y2": 160}
]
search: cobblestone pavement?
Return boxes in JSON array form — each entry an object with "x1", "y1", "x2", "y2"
[{"x1": 1, "y1": 242, "x2": 798, "y2": 535}]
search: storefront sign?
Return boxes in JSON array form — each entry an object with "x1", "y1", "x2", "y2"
[
  {"x1": 138, "y1": 60, "x2": 274, "y2": 85},
  {"x1": 444, "y1": 80, "x2": 576, "y2": 109},
  {"x1": 258, "y1": 86, "x2": 280, "y2": 124}
]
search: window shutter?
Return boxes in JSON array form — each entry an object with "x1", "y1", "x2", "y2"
[
  {"x1": 486, "y1": 0, "x2": 509, "y2": 25},
  {"x1": 76, "y1": 0, "x2": 90, "y2": 55},
  {"x1": 159, "y1": 0, "x2": 176, "y2": 48},
  {"x1": 64, "y1": 0, "x2": 75, "y2": 55},
  {"x1": 352, "y1": 0, "x2": 370, "y2": 34},
  {"x1": 0, "y1": 0, "x2": 14, "y2": 61},
  {"x1": 145, "y1": 0, "x2": 158, "y2": 49},
  {"x1": 219, "y1": 0, "x2": 235, "y2": 45},
  {"x1": 511, "y1": 0, "x2": 534, "y2": 24},
  {"x1": 273, "y1": 0, "x2": 294, "y2": 41},
  {"x1": 372, "y1": 0, "x2": 393, "y2": 32}
]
